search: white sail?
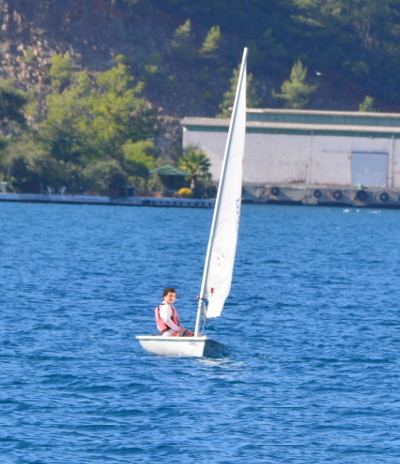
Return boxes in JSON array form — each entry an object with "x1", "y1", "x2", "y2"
[
  {"x1": 198, "y1": 48, "x2": 247, "y2": 322},
  {"x1": 137, "y1": 49, "x2": 248, "y2": 354}
]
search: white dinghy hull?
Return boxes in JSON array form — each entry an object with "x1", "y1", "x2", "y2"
[{"x1": 136, "y1": 335, "x2": 226, "y2": 358}]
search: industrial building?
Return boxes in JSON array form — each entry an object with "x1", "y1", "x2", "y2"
[{"x1": 182, "y1": 109, "x2": 400, "y2": 207}]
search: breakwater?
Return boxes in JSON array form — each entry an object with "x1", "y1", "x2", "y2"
[
  {"x1": 243, "y1": 184, "x2": 400, "y2": 209},
  {"x1": 0, "y1": 193, "x2": 214, "y2": 208}
]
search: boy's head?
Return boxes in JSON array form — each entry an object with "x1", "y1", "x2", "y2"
[{"x1": 163, "y1": 287, "x2": 176, "y2": 298}]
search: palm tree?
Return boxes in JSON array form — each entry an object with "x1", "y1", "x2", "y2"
[{"x1": 179, "y1": 146, "x2": 211, "y2": 191}]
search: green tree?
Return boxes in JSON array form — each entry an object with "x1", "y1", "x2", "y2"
[
  {"x1": 199, "y1": 26, "x2": 222, "y2": 58},
  {"x1": 83, "y1": 160, "x2": 127, "y2": 195},
  {"x1": 49, "y1": 54, "x2": 73, "y2": 93},
  {"x1": 273, "y1": 60, "x2": 317, "y2": 109},
  {"x1": 358, "y1": 95, "x2": 378, "y2": 112},
  {"x1": 85, "y1": 64, "x2": 156, "y2": 161},
  {"x1": 35, "y1": 63, "x2": 157, "y2": 192},
  {"x1": 343, "y1": 60, "x2": 370, "y2": 82},
  {"x1": 122, "y1": 139, "x2": 155, "y2": 170},
  {"x1": 218, "y1": 64, "x2": 261, "y2": 118},
  {"x1": 2, "y1": 136, "x2": 61, "y2": 192},
  {"x1": 38, "y1": 72, "x2": 93, "y2": 165},
  {"x1": 248, "y1": 29, "x2": 287, "y2": 71},
  {"x1": 179, "y1": 146, "x2": 211, "y2": 191},
  {"x1": 40, "y1": 92, "x2": 85, "y2": 164},
  {"x1": 169, "y1": 20, "x2": 192, "y2": 51},
  {"x1": 0, "y1": 80, "x2": 27, "y2": 128},
  {"x1": 0, "y1": 81, "x2": 29, "y2": 183},
  {"x1": 37, "y1": 71, "x2": 94, "y2": 177},
  {"x1": 0, "y1": 137, "x2": 6, "y2": 166}
]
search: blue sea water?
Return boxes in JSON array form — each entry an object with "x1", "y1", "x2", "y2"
[{"x1": 1, "y1": 202, "x2": 399, "y2": 463}]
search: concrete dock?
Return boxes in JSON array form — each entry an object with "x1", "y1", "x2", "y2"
[
  {"x1": 2, "y1": 186, "x2": 400, "y2": 209},
  {"x1": 243, "y1": 184, "x2": 400, "y2": 208},
  {"x1": 0, "y1": 193, "x2": 214, "y2": 208}
]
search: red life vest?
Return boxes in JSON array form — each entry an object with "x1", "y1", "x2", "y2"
[{"x1": 155, "y1": 303, "x2": 180, "y2": 333}]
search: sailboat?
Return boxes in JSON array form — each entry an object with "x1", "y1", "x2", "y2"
[{"x1": 136, "y1": 48, "x2": 248, "y2": 357}]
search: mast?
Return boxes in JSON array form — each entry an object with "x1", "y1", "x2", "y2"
[{"x1": 194, "y1": 47, "x2": 247, "y2": 336}]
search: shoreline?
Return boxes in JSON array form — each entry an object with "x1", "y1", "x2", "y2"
[
  {"x1": 0, "y1": 193, "x2": 214, "y2": 209},
  {"x1": 3, "y1": 184, "x2": 400, "y2": 209}
]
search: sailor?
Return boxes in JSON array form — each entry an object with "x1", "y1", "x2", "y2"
[{"x1": 155, "y1": 287, "x2": 193, "y2": 337}]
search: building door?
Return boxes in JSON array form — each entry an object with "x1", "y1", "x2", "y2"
[{"x1": 351, "y1": 152, "x2": 389, "y2": 187}]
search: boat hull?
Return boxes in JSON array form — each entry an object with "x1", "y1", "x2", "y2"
[{"x1": 136, "y1": 335, "x2": 226, "y2": 358}]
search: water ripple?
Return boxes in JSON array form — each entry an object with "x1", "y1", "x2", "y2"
[{"x1": 1, "y1": 203, "x2": 399, "y2": 463}]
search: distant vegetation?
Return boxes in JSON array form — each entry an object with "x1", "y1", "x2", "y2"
[
  {"x1": 139, "y1": 0, "x2": 400, "y2": 104},
  {"x1": 0, "y1": 57, "x2": 161, "y2": 195},
  {"x1": 0, "y1": 56, "x2": 214, "y2": 196},
  {"x1": 1, "y1": 0, "x2": 400, "y2": 194}
]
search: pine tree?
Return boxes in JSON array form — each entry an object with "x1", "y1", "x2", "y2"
[
  {"x1": 169, "y1": 20, "x2": 192, "y2": 51},
  {"x1": 358, "y1": 96, "x2": 378, "y2": 112},
  {"x1": 274, "y1": 60, "x2": 317, "y2": 109},
  {"x1": 217, "y1": 64, "x2": 261, "y2": 118},
  {"x1": 199, "y1": 26, "x2": 222, "y2": 58}
]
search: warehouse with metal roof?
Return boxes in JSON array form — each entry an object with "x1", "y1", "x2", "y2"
[{"x1": 182, "y1": 109, "x2": 400, "y2": 189}]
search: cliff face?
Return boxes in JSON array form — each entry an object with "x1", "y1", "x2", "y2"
[
  {"x1": 0, "y1": 0, "x2": 233, "y2": 117},
  {"x1": 0, "y1": 1, "x2": 161, "y2": 90},
  {"x1": 0, "y1": 0, "x2": 223, "y2": 152}
]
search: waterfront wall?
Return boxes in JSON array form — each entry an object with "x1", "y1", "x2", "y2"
[
  {"x1": 243, "y1": 184, "x2": 400, "y2": 208},
  {"x1": 0, "y1": 193, "x2": 214, "y2": 209},
  {"x1": 2, "y1": 188, "x2": 400, "y2": 210}
]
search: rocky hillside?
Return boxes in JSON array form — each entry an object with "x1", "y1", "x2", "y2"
[
  {"x1": 0, "y1": 0, "x2": 234, "y2": 111},
  {"x1": 0, "y1": 0, "x2": 239, "y2": 152},
  {"x1": 1, "y1": 0, "x2": 399, "y2": 154}
]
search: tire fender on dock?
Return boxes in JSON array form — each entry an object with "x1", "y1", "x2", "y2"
[
  {"x1": 333, "y1": 190, "x2": 342, "y2": 200},
  {"x1": 356, "y1": 190, "x2": 367, "y2": 201},
  {"x1": 380, "y1": 192, "x2": 389, "y2": 202}
]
